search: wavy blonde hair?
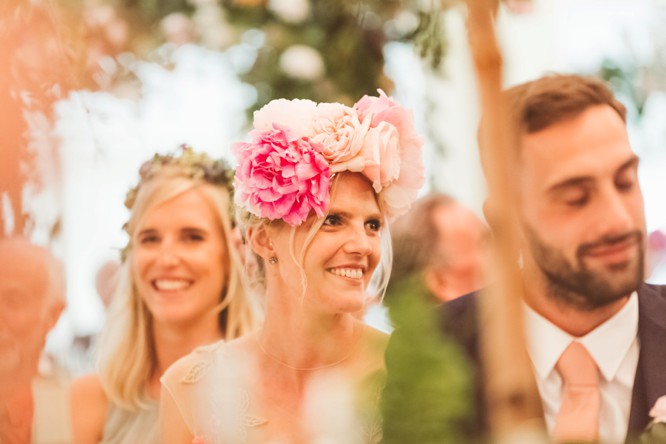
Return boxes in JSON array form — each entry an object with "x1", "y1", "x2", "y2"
[{"x1": 98, "y1": 169, "x2": 262, "y2": 410}]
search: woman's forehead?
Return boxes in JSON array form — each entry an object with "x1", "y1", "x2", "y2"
[{"x1": 329, "y1": 173, "x2": 380, "y2": 209}]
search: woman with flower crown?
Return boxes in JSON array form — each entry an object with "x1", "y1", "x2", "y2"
[
  {"x1": 69, "y1": 147, "x2": 262, "y2": 444},
  {"x1": 160, "y1": 92, "x2": 425, "y2": 444}
]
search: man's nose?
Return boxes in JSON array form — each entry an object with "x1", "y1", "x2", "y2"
[{"x1": 597, "y1": 186, "x2": 637, "y2": 236}]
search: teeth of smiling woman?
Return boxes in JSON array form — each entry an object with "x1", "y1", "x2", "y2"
[
  {"x1": 330, "y1": 268, "x2": 363, "y2": 279},
  {"x1": 154, "y1": 279, "x2": 191, "y2": 291}
]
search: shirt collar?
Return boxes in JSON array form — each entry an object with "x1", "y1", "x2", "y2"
[{"x1": 523, "y1": 292, "x2": 638, "y2": 382}]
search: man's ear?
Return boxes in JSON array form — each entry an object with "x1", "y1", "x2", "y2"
[
  {"x1": 482, "y1": 199, "x2": 499, "y2": 233},
  {"x1": 424, "y1": 268, "x2": 448, "y2": 303},
  {"x1": 247, "y1": 225, "x2": 275, "y2": 261}
]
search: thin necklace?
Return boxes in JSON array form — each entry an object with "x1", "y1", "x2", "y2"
[{"x1": 255, "y1": 330, "x2": 357, "y2": 371}]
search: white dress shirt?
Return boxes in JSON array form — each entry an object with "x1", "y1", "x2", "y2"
[{"x1": 523, "y1": 292, "x2": 640, "y2": 444}]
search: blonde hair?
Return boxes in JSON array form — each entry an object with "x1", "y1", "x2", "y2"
[
  {"x1": 98, "y1": 169, "x2": 262, "y2": 410},
  {"x1": 238, "y1": 172, "x2": 393, "y2": 302}
]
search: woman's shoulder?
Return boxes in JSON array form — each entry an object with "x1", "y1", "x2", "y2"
[
  {"x1": 69, "y1": 374, "x2": 109, "y2": 444},
  {"x1": 70, "y1": 374, "x2": 108, "y2": 411},
  {"x1": 348, "y1": 323, "x2": 389, "y2": 380}
]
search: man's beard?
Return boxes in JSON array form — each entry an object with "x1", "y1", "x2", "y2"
[{"x1": 524, "y1": 226, "x2": 644, "y2": 310}]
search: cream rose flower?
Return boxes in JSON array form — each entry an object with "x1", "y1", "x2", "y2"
[{"x1": 311, "y1": 103, "x2": 370, "y2": 165}]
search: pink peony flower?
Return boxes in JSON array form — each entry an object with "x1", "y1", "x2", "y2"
[
  {"x1": 311, "y1": 103, "x2": 370, "y2": 165},
  {"x1": 354, "y1": 90, "x2": 425, "y2": 219},
  {"x1": 233, "y1": 124, "x2": 330, "y2": 226}
]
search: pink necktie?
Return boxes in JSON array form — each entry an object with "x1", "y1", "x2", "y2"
[{"x1": 552, "y1": 341, "x2": 600, "y2": 443}]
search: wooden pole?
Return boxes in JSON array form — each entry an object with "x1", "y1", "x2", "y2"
[{"x1": 462, "y1": 0, "x2": 548, "y2": 441}]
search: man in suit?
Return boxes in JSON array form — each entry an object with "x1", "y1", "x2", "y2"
[{"x1": 439, "y1": 74, "x2": 666, "y2": 443}]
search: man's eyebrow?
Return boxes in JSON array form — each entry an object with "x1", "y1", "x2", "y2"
[
  {"x1": 547, "y1": 176, "x2": 593, "y2": 195},
  {"x1": 615, "y1": 155, "x2": 640, "y2": 174},
  {"x1": 547, "y1": 154, "x2": 640, "y2": 195}
]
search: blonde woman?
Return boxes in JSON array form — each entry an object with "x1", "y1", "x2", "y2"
[
  {"x1": 70, "y1": 147, "x2": 262, "y2": 444},
  {"x1": 160, "y1": 93, "x2": 425, "y2": 443}
]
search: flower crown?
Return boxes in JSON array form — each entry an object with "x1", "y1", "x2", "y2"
[
  {"x1": 232, "y1": 90, "x2": 425, "y2": 226},
  {"x1": 121, "y1": 145, "x2": 234, "y2": 261},
  {"x1": 124, "y1": 145, "x2": 234, "y2": 210}
]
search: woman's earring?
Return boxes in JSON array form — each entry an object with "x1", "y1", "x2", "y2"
[{"x1": 267, "y1": 239, "x2": 277, "y2": 264}]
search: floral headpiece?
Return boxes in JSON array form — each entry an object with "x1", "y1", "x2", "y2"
[
  {"x1": 124, "y1": 145, "x2": 234, "y2": 210},
  {"x1": 232, "y1": 90, "x2": 425, "y2": 226},
  {"x1": 121, "y1": 145, "x2": 234, "y2": 261}
]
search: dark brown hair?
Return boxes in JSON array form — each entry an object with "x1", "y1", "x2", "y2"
[
  {"x1": 479, "y1": 74, "x2": 627, "y2": 167},
  {"x1": 507, "y1": 73, "x2": 626, "y2": 133}
]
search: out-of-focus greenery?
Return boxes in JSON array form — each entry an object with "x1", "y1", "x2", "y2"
[
  {"x1": 48, "y1": 0, "x2": 449, "y2": 110},
  {"x1": 636, "y1": 421, "x2": 666, "y2": 444},
  {"x1": 381, "y1": 276, "x2": 472, "y2": 444}
]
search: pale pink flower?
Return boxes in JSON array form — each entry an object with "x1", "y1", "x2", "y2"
[
  {"x1": 233, "y1": 124, "x2": 330, "y2": 226},
  {"x1": 359, "y1": 121, "x2": 401, "y2": 193},
  {"x1": 380, "y1": 149, "x2": 425, "y2": 218},
  {"x1": 650, "y1": 396, "x2": 666, "y2": 423},
  {"x1": 354, "y1": 90, "x2": 425, "y2": 219},
  {"x1": 311, "y1": 103, "x2": 370, "y2": 165},
  {"x1": 252, "y1": 98, "x2": 318, "y2": 136}
]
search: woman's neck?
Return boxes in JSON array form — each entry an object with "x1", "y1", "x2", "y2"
[
  {"x1": 258, "y1": 294, "x2": 359, "y2": 371},
  {"x1": 151, "y1": 314, "x2": 223, "y2": 378}
]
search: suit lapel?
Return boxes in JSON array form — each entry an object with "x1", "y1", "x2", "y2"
[{"x1": 627, "y1": 283, "x2": 666, "y2": 438}]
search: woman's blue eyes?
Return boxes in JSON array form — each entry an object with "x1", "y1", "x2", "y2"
[
  {"x1": 323, "y1": 215, "x2": 342, "y2": 226},
  {"x1": 366, "y1": 219, "x2": 382, "y2": 232},
  {"x1": 322, "y1": 215, "x2": 382, "y2": 232}
]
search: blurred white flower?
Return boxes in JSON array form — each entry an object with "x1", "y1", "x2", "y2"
[
  {"x1": 268, "y1": 0, "x2": 310, "y2": 24},
  {"x1": 279, "y1": 45, "x2": 325, "y2": 81},
  {"x1": 160, "y1": 13, "x2": 195, "y2": 45},
  {"x1": 192, "y1": 2, "x2": 234, "y2": 50}
]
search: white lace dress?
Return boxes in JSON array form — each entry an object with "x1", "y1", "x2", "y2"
[{"x1": 161, "y1": 340, "x2": 384, "y2": 444}]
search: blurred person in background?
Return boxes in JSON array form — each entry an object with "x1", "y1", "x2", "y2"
[
  {"x1": 94, "y1": 260, "x2": 121, "y2": 310},
  {"x1": 0, "y1": 237, "x2": 68, "y2": 444},
  {"x1": 69, "y1": 147, "x2": 262, "y2": 444},
  {"x1": 389, "y1": 193, "x2": 490, "y2": 304},
  {"x1": 68, "y1": 259, "x2": 121, "y2": 376}
]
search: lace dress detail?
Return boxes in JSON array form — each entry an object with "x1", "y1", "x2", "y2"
[{"x1": 161, "y1": 339, "x2": 383, "y2": 444}]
